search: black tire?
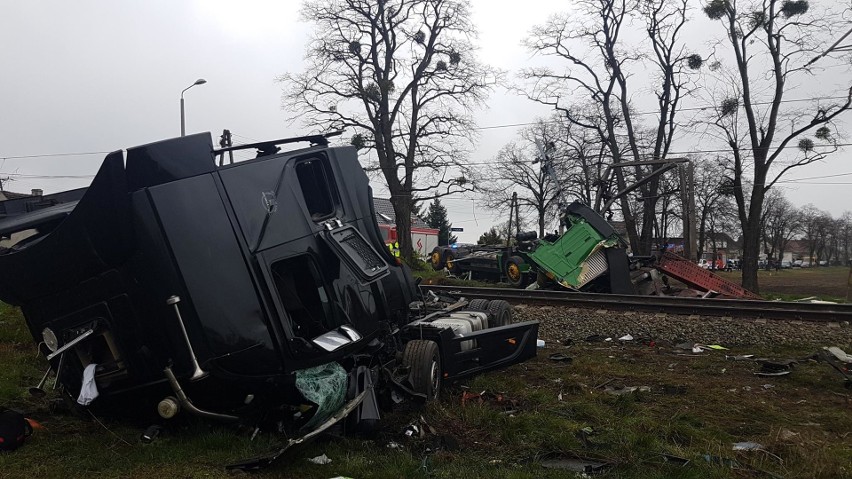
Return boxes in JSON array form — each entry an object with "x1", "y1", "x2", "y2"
[
  {"x1": 430, "y1": 247, "x2": 445, "y2": 271},
  {"x1": 505, "y1": 256, "x2": 529, "y2": 288},
  {"x1": 486, "y1": 300, "x2": 512, "y2": 328},
  {"x1": 468, "y1": 299, "x2": 490, "y2": 311},
  {"x1": 403, "y1": 340, "x2": 441, "y2": 400}
]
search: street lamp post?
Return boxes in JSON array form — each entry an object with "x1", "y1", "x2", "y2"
[{"x1": 180, "y1": 79, "x2": 207, "y2": 137}]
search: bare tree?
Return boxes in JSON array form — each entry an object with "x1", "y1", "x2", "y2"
[
  {"x1": 760, "y1": 189, "x2": 801, "y2": 264},
  {"x1": 281, "y1": 0, "x2": 498, "y2": 260},
  {"x1": 519, "y1": 0, "x2": 701, "y2": 254},
  {"x1": 479, "y1": 121, "x2": 561, "y2": 238},
  {"x1": 691, "y1": 158, "x2": 733, "y2": 260},
  {"x1": 703, "y1": 0, "x2": 852, "y2": 291},
  {"x1": 554, "y1": 112, "x2": 611, "y2": 207},
  {"x1": 840, "y1": 211, "x2": 852, "y2": 265}
]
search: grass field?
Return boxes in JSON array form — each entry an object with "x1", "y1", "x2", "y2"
[
  {"x1": 1, "y1": 301, "x2": 850, "y2": 478},
  {"x1": 714, "y1": 266, "x2": 852, "y2": 302}
]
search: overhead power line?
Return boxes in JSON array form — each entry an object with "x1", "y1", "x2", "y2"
[
  {"x1": 0, "y1": 151, "x2": 111, "y2": 160},
  {"x1": 476, "y1": 94, "x2": 852, "y2": 131}
]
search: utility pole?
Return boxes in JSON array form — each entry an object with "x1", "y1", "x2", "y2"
[
  {"x1": 678, "y1": 162, "x2": 698, "y2": 260},
  {"x1": 687, "y1": 162, "x2": 697, "y2": 261}
]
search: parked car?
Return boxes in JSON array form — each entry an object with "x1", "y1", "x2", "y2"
[
  {"x1": 800, "y1": 260, "x2": 812, "y2": 268},
  {"x1": 793, "y1": 259, "x2": 803, "y2": 267},
  {"x1": 780, "y1": 261, "x2": 792, "y2": 269}
]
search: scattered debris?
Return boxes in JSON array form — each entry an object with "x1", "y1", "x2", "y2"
[
  {"x1": 702, "y1": 454, "x2": 741, "y2": 468},
  {"x1": 618, "y1": 334, "x2": 634, "y2": 341},
  {"x1": 818, "y1": 346, "x2": 852, "y2": 387},
  {"x1": 460, "y1": 390, "x2": 519, "y2": 413},
  {"x1": 604, "y1": 385, "x2": 651, "y2": 396},
  {"x1": 537, "y1": 339, "x2": 546, "y2": 348},
  {"x1": 540, "y1": 457, "x2": 611, "y2": 473},
  {"x1": 139, "y1": 424, "x2": 163, "y2": 444},
  {"x1": 387, "y1": 441, "x2": 402, "y2": 449},
  {"x1": 548, "y1": 353, "x2": 573, "y2": 363},
  {"x1": 404, "y1": 424, "x2": 422, "y2": 438},
  {"x1": 756, "y1": 359, "x2": 797, "y2": 377},
  {"x1": 692, "y1": 344, "x2": 729, "y2": 353},
  {"x1": 732, "y1": 441, "x2": 764, "y2": 451},
  {"x1": 779, "y1": 429, "x2": 799, "y2": 441},
  {"x1": 307, "y1": 454, "x2": 332, "y2": 465},
  {"x1": 726, "y1": 354, "x2": 755, "y2": 361}
]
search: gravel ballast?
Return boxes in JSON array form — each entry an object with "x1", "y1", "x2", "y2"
[{"x1": 512, "y1": 304, "x2": 852, "y2": 348}]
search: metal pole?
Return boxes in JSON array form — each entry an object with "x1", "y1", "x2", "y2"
[
  {"x1": 179, "y1": 79, "x2": 206, "y2": 137},
  {"x1": 180, "y1": 97, "x2": 186, "y2": 137}
]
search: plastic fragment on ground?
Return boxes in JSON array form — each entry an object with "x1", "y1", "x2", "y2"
[
  {"x1": 307, "y1": 454, "x2": 332, "y2": 465},
  {"x1": 726, "y1": 355, "x2": 755, "y2": 361},
  {"x1": 732, "y1": 441, "x2": 764, "y2": 451},
  {"x1": 826, "y1": 346, "x2": 852, "y2": 363},
  {"x1": 618, "y1": 334, "x2": 634, "y2": 341},
  {"x1": 77, "y1": 363, "x2": 99, "y2": 406}
]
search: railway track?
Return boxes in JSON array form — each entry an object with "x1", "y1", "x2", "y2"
[{"x1": 420, "y1": 285, "x2": 852, "y2": 323}]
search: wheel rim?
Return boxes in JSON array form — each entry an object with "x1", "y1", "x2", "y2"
[
  {"x1": 507, "y1": 263, "x2": 521, "y2": 282},
  {"x1": 430, "y1": 359, "x2": 440, "y2": 394},
  {"x1": 431, "y1": 252, "x2": 440, "y2": 266}
]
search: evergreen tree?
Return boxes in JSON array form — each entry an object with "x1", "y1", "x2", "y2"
[
  {"x1": 477, "y1": 227, "x2": 501, "y2": 245},
  {"x1": 425, "y1": 199, "x2": 457, "y2": 246}
]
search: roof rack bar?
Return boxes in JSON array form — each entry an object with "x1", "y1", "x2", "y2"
[{"x1": 212, "y1": 130, "x2": 343, "y2": 156}]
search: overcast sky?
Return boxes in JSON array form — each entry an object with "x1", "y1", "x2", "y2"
[{"x1": 1, "y1": 0, "x2": 850, "y2": 243}]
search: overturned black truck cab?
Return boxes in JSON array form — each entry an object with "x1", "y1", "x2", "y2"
[{"x1": 0, "y1": 133, "x2": 538, "y2": 465}]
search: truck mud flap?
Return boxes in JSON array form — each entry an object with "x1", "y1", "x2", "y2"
[{"x1": 440, "y1": 320, "x2": 539, "y2": 381}]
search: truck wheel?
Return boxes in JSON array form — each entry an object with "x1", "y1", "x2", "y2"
[
  {"x1": 505, "y1": 256, "x2": 528, "y2": 288},
  {"x1": 486, "y1": 300, "x2": 512, "y2": 328},
  {"x1": 468, "y1": 299, "x2": 490, "y2": 311},
  {"x1": 430, "y1": 247, "x2": 444, "y2": 270},
  {"x1": 445, "y1": 251, "x2": 459, "y2": 274},
  {"x1": 403, "y1": 340, "x2": 441, "y2": 400}
]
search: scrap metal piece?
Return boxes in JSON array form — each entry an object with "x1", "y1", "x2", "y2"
[
  {"x1": 226, "y1": 389, "x2": 368, "y2": 472},
  {"x1": 656, "y1": 252, "x2": 762, "y2": 300}
]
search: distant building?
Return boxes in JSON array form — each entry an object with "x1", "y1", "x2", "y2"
[
  {"x1": 780, "y1": 239, "x2": 810, "y2": 263},
  {"x1": 372, "y1": 198, "x2": 439, "y2": 258}
]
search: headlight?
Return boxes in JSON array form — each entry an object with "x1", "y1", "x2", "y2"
[{"x1": 42, "y1": 328, "x2": 59, "y2": 352}]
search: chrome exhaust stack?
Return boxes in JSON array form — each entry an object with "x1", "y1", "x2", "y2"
[
  {"x1": 163, "y1": 366, "x2": 238, "y2": 422},
  {"x1": 28, "y1": 366, "x2": 52, "y2": 398},
  {"x1": 166, "y1": 295, "x2": 208, "y2": 381}
]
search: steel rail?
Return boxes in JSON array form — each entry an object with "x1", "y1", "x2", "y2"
[{"x1": 420, "y1": 285, "x2": 852, "y2": 323}]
